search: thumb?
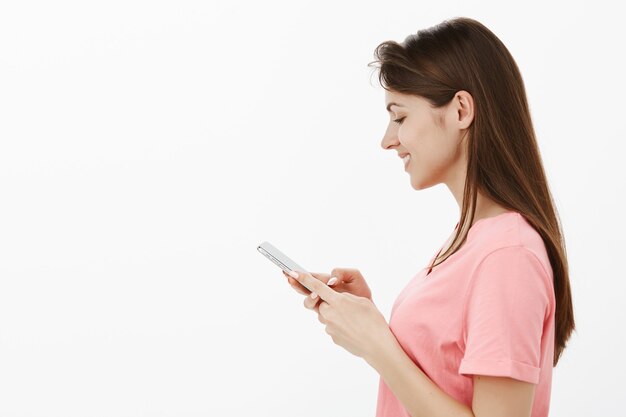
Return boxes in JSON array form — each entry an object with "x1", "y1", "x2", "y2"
[
  {"x1": 329, "y1": 267, "x2": 361, "y2": 284},
  {"x1": 310, "y1": 272, "x2": 341, "y2": 287}
]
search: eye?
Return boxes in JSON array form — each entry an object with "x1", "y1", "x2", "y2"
[{"x1": 393, "y1": 117, "x2": 406, "y2": 125}]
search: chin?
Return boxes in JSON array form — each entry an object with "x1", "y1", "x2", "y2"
[{"x1": 410, "y1": 176, "x2": 438, "y2": 191}]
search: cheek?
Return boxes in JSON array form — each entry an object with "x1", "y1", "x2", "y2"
[
  {"x1": 411, "y1": 135, "x2": 459, "y2": 178},
  {"x1": 401, "y1": 122, "x2": 457, "y2": 169},
  {"x1": 399, "y1": 123, "x2": 427, "y2": 153}
]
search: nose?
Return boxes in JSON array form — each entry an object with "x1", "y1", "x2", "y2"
[{"x1": 380, "y1": 121, "x2": 398, "y2": 151}]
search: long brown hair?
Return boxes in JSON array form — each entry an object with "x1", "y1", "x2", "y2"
[{"x1": 368, "y1": 17, "x2": 574, "y2": 366}]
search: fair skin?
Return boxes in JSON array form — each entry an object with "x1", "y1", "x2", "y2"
[
  {"x1": 382, "y1": 89, "x2": 510, "y2": 226},
  {"x1": 284, "y1": 89, "x2": 536, "y2": 417}
]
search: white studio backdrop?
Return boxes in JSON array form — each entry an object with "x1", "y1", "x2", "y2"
[{"x1": 0, "y1": 0, "x2": 624, "y2": 416}]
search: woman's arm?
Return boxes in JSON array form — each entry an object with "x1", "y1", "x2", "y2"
[
  {"x1": 472, "y1": 375, "x2": 535, "y2": 417},
  {"x1": 366, "y1": 334, "x2": 535, "y2": 417}
]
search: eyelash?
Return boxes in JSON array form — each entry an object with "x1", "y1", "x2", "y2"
[{"x1": 393, "y1": 117, "x2": 405, "y2": 125}]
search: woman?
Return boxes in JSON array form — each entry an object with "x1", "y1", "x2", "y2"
[{"x1": 283, "y1": 16, "x2": 574, "y2": 417}]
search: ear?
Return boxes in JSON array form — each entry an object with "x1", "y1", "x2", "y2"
[{"x1": 454, "y1": 90, "x2": 474, "y2": 129}]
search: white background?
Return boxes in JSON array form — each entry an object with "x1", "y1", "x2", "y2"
[{"x1": 1, "y1": 0, "x2": 624, "y2": 416}]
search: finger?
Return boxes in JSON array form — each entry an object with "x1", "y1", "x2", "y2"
[
  {"x1": 312, "y1": 272, "x2": 340, "y2": 287},
  {"x1": 330, "y1": 267, "x2": 360, "y2": 284},
  {"x1": 288, "y1": 270, "x2": 338, "y2": 304},
  {"x1": 303, "y1": 292, "x2": 322, "y2": 311},
  {"x1": 287, "y1": 276, "x2": 311, "y2": 295},
  {"x1": 285, "y1": 270, "x2": 338, "y2": 292},
  {"x1": 303, "y1": 295, "x2": 317, "y2": 310},
  {"x1": 283, "y1": 271, "x2": 310, "y2": 293},
  {"x1": 303, "y1": 297, "x2": 325, "y2": 322},
  {"x1": 317, "y1": 300, "x2": 329, "y2": 315},
  {"x1": 291, "y1": 271, "x2": 336, "y2": 286},
  {"x1": 310, "y1": 272, "x2": 332, "y2": 283},
  {"x1": 305, "y1": 294, "x2": 324, "y2": 311}
]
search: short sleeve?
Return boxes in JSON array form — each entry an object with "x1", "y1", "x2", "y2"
[{"x1": 458, "y1": 246, "x2": 551, "y2": 384}]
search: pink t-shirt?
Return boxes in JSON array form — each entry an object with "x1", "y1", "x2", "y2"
[{"x1": 376, "y1": 211, "x2": 555, "y2": 417}]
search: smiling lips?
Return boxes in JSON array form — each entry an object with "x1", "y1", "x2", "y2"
[{"x1": 402, "y1": 154, "x2": 411, "y2": 168}]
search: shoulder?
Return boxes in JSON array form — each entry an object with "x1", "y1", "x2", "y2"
[
  {"x1": 463, "y1": 213, "x2": 555, "y2": 304},
  {"x1": 468, "y1": 212, "x2": 551, "y2": 277}
]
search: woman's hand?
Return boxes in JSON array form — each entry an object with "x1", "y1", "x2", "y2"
[
  {"x1": 285, "y1": 270, "x2": 392, "y2": 361},
  {"x1": 283, "y1": 268, "x2": 373, "y2": 313}
]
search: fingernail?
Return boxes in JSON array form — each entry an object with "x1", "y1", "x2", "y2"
[
  {"x1": 310, "y1": 292, "x2": 318, "y2": 299},
  {"x1": 287, "y1": 270, "x2": 299, "y2": 279},
  {"x1": 327, "y1": 277, "x2": 338, "y2": 286}
]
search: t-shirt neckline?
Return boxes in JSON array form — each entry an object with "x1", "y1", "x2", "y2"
[{"x1": 425, "y1": 211, "x2": 520, "y2": 277}]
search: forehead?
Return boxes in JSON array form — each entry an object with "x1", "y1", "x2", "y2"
[
  {"x1": 385, "y1": 90, "x2": 426, "y2": 111},
  {"x1": 384, "y1": 90, "x2": 403, "y2": 101}
]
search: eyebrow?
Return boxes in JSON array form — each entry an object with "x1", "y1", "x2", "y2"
[{"x1": 386, "y1": 102, "x2": 404, "y2": 112}]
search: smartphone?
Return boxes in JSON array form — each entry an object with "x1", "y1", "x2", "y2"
[{"x1": 257, "y1": 241, "x2": 308, "y2": 274}]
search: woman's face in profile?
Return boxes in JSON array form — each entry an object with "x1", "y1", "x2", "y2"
[{"x1": 381, "y1": 90, "x2": 466, "y2": 191}]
